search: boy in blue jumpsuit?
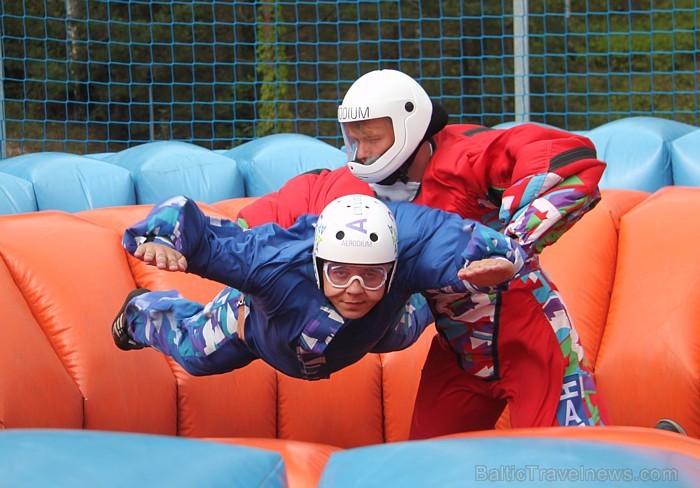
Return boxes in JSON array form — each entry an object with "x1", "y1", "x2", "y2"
[{"x1": 112, "y1": 194, "x2": 524, "y2": 380}]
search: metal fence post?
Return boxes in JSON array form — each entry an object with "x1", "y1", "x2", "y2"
[
  {"x1": 0, "y1": 39, "x2": 6, "y2": 159},
  {"x1": 513, "y1": 0, "x2": 530, "y2": 123}
]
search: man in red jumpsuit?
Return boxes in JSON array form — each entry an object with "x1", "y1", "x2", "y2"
[{"x1": 237, "y1": 69, "x2": 611, "y2": 438}]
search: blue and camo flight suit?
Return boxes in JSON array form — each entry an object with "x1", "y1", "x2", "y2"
[{"x1": 121, "y1": 195, "x2": 524, "y2": 380}]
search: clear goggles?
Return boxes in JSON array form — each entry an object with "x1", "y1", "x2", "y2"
[{"x1": 323, "y1": 262, "x2": 389, "y2": 291}]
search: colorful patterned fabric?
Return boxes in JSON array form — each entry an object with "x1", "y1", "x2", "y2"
[
  {"x1": 417, "y1": 124, "x2": 605, "y2": 256},
  {"x1": 233, "y1": 122, "x2": 609, "y2": 429},
  {"x1": 424, "y1": 282, "x2": 499, "y2": 379},
  {"x1": 522, "y1": 267, "x2": 604, "y2": 426},
  {"x1": 122, "y1": 195, "x2": 523, "y2": 380}
]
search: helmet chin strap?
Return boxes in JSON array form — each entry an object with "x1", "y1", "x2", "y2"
[
  {"x1": 376, "y1": 100, "x2": 447, "y2": 186},
  {"x1": 376, "y1": 139, "x2": 433, "y2": 186},
  {"x1": 376, "y1": 156, "x2": 414, "y2": 185}
]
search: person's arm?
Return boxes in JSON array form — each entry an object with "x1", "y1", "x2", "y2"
[
  {"x1": 392, "y1": 202, "x2": 526, "y2": 295},
  {"x1": 487, "y1": 124, "x2": 606, "y2": 256},
  {"x1": 452, "y1": 220, "x2": 525, "y2": 294},
  {"x1": 122, "y1": 195, "x2": 290, "y2": 291},
  {"x1": 372, "y1": 204, "x2": 527, "y2": 353},
  {"x1": 238, "y1": 167, "x2": 374, "y2": 228}
]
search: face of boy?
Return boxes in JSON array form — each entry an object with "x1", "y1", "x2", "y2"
[
  {"x1": 344, "y1": 117, "x2": 395, "y2": 166},
  {"x1": 322, "y1": 264, "x2": 389, "y2": 319}
]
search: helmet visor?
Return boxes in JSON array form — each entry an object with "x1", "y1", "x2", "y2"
[
  {"x1": 323, "y1": 262, "x2": 389, "y2": 291},
  {"x1": 341, "y1": 117, "x2": 395, "y2": 167}
]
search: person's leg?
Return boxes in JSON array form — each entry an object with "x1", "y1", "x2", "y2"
[
  {"x1": 497, "y1": 269, "x2": 610, "y2": 428},
  {"x1": 120, "y1": 287, "x2": 256, "y2": 375},
  {"x1": 411, "y1": 262, "x2": 610, "y2": 437},
  {"x1": 409, "y1": 334, "x2": 506, "y2": 440}
]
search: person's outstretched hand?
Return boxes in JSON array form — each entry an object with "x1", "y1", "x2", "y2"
[
  {"x1": 458, "y1": 258, "x2": 515, "y2": 288},
  {"x1": 133, "y1": 242, "x2": 188, "y2": 272}
]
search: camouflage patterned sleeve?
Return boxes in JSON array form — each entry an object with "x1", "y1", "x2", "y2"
[{"x1": 122, "y1": 195, "x2": 240, "y2": 257}]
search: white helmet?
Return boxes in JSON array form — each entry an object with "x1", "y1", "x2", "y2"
[
  {"x1": 313, "y1": 194, "x2": 398, "y2": 291},
  {"x1": 338, "y1": 70, "x2": 433, "y2": 183}
]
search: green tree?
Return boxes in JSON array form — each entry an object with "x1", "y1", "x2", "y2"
[{"x1": 255, "y1": 0, "x2": 294, "y2": 136}]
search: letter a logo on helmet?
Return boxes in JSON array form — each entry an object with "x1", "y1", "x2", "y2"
[
  {"x1": 347, "y1": 219, "x2": 367, "y2": 234},
  {"x1": 313, "y1": 194, "x2": 398, "y2": 291}
]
